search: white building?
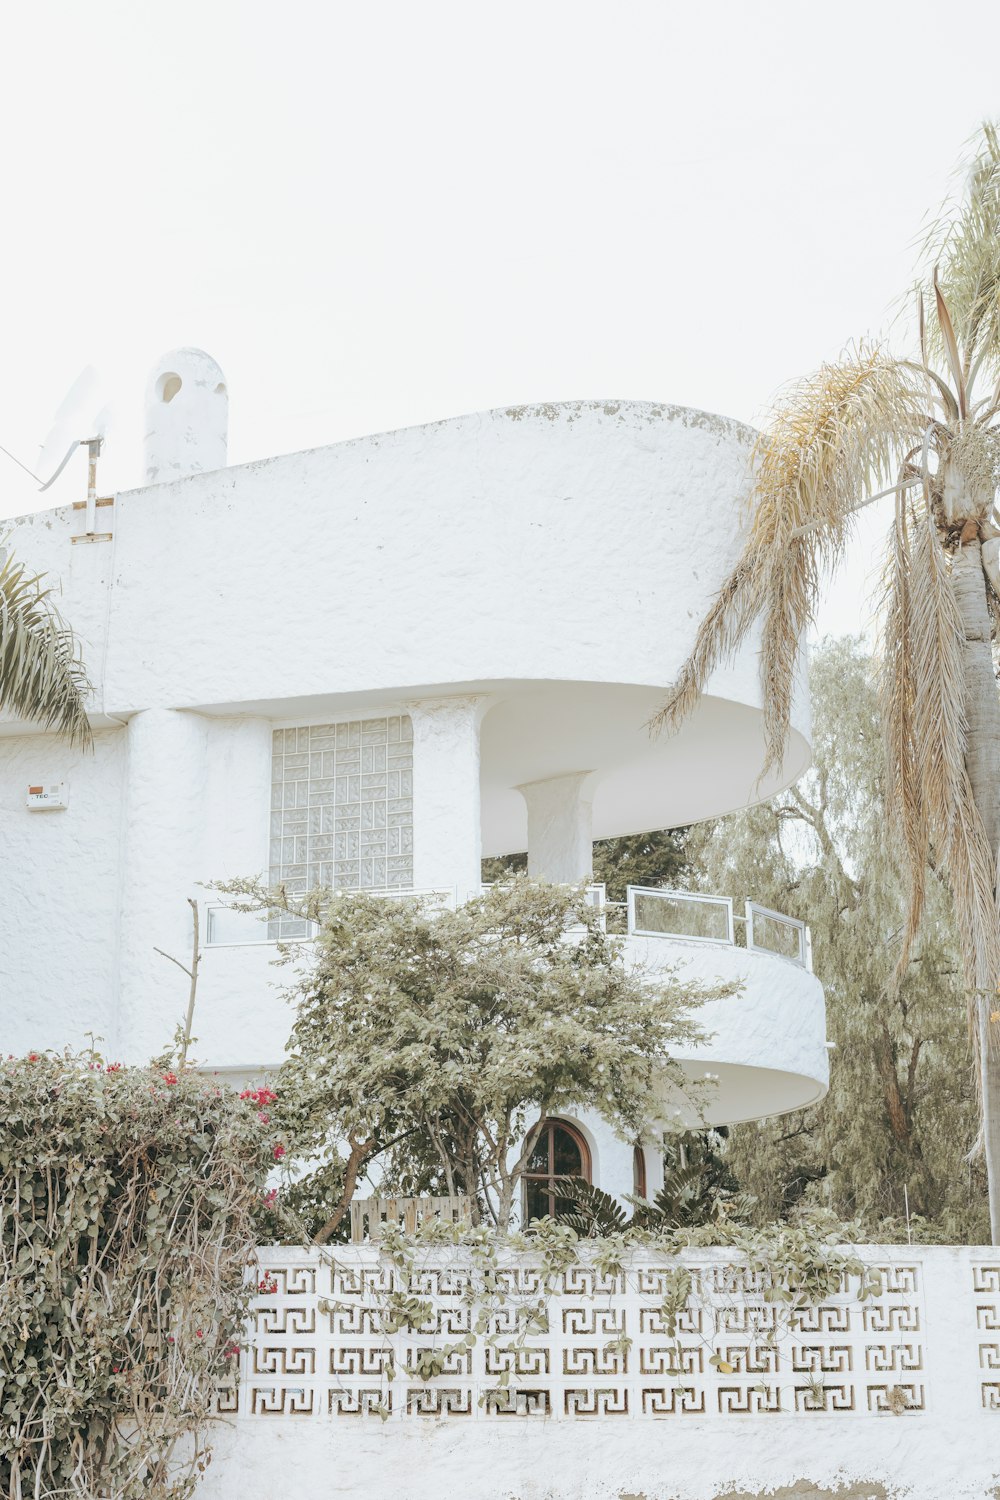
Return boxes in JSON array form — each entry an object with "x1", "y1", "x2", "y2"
[{"x1": 0, "y1": 349, "x2": 827, "y2": 1208}]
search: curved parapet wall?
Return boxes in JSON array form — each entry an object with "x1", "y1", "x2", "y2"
[
  {"x1": 1, "y1": 400, "x2": 809, "y2": 841},
  {"x1": 625, "y1": 935, "x2": 829, "y2": 1125},
  {"x1": 103, "y1": 912, "x2": 829, "y2": 1127}
]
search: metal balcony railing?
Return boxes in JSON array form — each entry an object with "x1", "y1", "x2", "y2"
[{"x1": 204, "y1": 885, "x2": 811, "y2": 970}]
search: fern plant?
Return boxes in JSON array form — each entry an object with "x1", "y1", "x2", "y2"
[{"x1": 552, "y1": 1131, "x2": 754, "y2": 1236}]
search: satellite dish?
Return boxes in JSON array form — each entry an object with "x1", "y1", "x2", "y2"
[{"x1": 35, "y1": 365, "x2": 113, "y2": 492}]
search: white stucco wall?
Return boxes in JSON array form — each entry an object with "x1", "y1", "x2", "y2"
[
  {"x1": 101, "y1": 403, "x2": 792, "y2": 717},
  {"x1": 143, "y1": 347, "x2": 228, "y2": 486},
  {"x1": 0, "y1": 728, "x2": 125, "y2": 1053},
  {"x1": 627, "y1": 937, "x2": 829, "y2": 1124},
  {"x1": 1, "y1": 711, "x2": 274, "y2": 1060},
  {"x1": 0, "y1": 397, "x2": 822, "y2": 1122},
  {"x1": 201, "y1": 1408, "x2": 997, "y2": 1500},
  {"x1": 117, "y1": 711, "x2": 273, "y2": 1059},
  {"x1": 197, "y1": 1243, "x2": 1000, "y2": 1500},
  {"x1": 2, "y1": 400, "x2": 810, "y2": 847}
]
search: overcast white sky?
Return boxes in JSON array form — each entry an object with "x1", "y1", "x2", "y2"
[{"x1": 1, "y1": 0, "x2": 998, "y2": 636}]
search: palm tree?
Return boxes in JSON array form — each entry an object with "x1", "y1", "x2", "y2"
[
  {"x1": 653, "y1": 123, "x2": 1000, "y2": 1241},
  {"x1": 0, "y1": 549, "x2": 91, "y2": 743}
]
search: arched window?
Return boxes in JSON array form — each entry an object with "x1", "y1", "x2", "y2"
[
  {"x1": 522, "y1": 1118, "x2": 592, "y2": 1222},
  {"x1": 632, "y1": 1143, "x2": 647, "y2": 1198}
]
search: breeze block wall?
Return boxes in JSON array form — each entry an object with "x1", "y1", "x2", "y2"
[{"x1": 199, "y1": 1244, "x2": 1000, "y2": 1500}]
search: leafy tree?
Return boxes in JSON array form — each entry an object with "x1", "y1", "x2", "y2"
[
  {"x1": 225, "y1": 877, "x2": 723, "y2": 1233},
  {"x1": 483, "y1": 828, "x2": 691, "y2": 899},
  {"x1": 653, "y1": 123, "x2": 1000, "y2": 1239},
  {"x1": 689, "y1": 638, "x2": 988, "y2": 1240},
  {"x1": 592, "y1": 829, "x2": 692, "y2": 901},
  {"x1": 0, "y1": 548, "x2": 91, "y2": 742}
]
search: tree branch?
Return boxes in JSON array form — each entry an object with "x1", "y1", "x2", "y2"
[{"x1": 314, "y1": 1135, "x2": 375, "y2": 1245}]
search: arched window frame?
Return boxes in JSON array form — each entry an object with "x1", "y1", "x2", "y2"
[
  {"x1": 521, "y1": 1117, "x2": 592, "y2": 1222},
  {"x1": 632, "y1": 1143, "x2": 647, "y2": 1198}
]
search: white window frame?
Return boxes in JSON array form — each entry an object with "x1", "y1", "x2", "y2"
[
  {"x1": 627, "y1": 887, "x2": 735, "y2": 945},
  {"x1": 745, "y1": 900, "x2": 809, "y2": 968}
]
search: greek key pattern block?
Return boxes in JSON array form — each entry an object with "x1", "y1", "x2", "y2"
[{"x1": 234, "y1": 1247, "x2": 950, "y2": 1420}]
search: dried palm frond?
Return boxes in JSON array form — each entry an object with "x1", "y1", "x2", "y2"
[
  {"x1": 651, "y1": 349, "x2": 928, "y2": 775},
  {"x1": 0, "y1": 551, "x2": 92, "y2": 745},
  {"x1": 922, "y1": 122, "x2": 1000, "y2": 395},
  {"x1": 878, "y1": 488, "x2": 1000, "y2": 1010},
  {"x1": 878, "y1": 490, "x2": 928, "y2": 975},
  {"x1": 906, "y1": 507, "x2": 999, "y2": 993}
]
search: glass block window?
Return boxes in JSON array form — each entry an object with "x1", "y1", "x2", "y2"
[{"x1": 269, "y1": 717, "x2": 414, "y2": 908}]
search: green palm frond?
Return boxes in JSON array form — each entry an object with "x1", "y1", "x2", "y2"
[
  {"x1": 0, "y1": 551, "x2": 92, "y2": 745},
  {"x1": 551, "y1": 1136, "x2": 754, "y2": 1236},
  {"x1": 922, "y1": 123, "x2": 1000, "y2": 396}
]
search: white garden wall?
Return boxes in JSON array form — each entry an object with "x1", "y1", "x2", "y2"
[{"x1": 198, "y1": 1244, "x2": 999, "y2": 1500}]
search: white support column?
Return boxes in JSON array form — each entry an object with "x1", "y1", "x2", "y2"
[
  {"x1": 117, "y1": 708, "x2": 210, "y2": 1059},
  {"x1": 201, "y1": 717, "x2": 273, "y2": 880},
  {"x1": 407, "y1": 696, "x2": 488, "y2": 903},
  {"x1": 517, "y1": 770, "x2": 596, "y2": 885}
]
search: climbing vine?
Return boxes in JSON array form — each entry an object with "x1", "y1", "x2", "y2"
[
  {"x1": 0, "y1": 1052, "x2": 281, "y2": 1500},
  {"x1": 312, "y1": 1209, "x2": 883, "y2": 1419}
]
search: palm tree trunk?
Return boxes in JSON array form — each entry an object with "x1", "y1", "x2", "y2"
[{"x1": 952, "y1": 536, "x2": 1000, "y2": 1242}]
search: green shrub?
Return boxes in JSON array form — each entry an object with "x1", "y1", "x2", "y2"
[{"x1": 0, "y1": 1052, "x2": 278, "y2": 1500}]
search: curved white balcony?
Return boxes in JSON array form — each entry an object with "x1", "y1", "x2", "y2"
[
  {"x1": 615, "y1": 887, "x2": 828, "y2": 1125},
  {"x1": 632, "y1": 936, "x2": 827, "y2": 1125},
  {"x1": 197, "y1": 885, "x2": 828, "y2": 1127}
]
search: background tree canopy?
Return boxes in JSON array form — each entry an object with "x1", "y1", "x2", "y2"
[
  {"x1": 483, "y1": 830, "x2": 691, "y2": 901},
  {"x1": 487, "y1": 637, "x2": 988, "y2": 1241},
  {"x1": 693, "y1": 638, "x2": 988, "y2": 1240}
]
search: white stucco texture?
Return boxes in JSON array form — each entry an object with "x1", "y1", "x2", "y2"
[
  {"x1": 199, "y1": 1409, "x2": 999, "y2": 1500},
  {"x1": 200, "y1": 1404, "x2": 1000, "y2": 1500},
  {"x1": 0, "y1": 394, "x2": 822, "y2": 1135},
  {"x1": 2, "y1": 400, "x2": 810, "y2": 848},
  {"x1": 628, "y1": 936, "x2": 829, "y2": 1124},
  {"x1": 0, "y1": 729, "x2": 124, "y2": 1053},
  {"x1": 143, "y1": 347, "x2": 228, "y2": 486}
]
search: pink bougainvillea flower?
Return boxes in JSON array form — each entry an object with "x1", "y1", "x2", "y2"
[{"x1": 240, "y1": 1086, "x2": 278, "y2": 1108}]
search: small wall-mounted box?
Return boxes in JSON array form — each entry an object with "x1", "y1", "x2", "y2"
[{"x1": 26, "y1": 783, "x2": 68, "y2": 810}]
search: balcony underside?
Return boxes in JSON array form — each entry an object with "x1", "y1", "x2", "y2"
[
  {"x1": 624, "y1": 935, "x2": 829, "y2": 1126},
  {"x1": 479, "y1": 680, "x2": 810, "y2": 856}
]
